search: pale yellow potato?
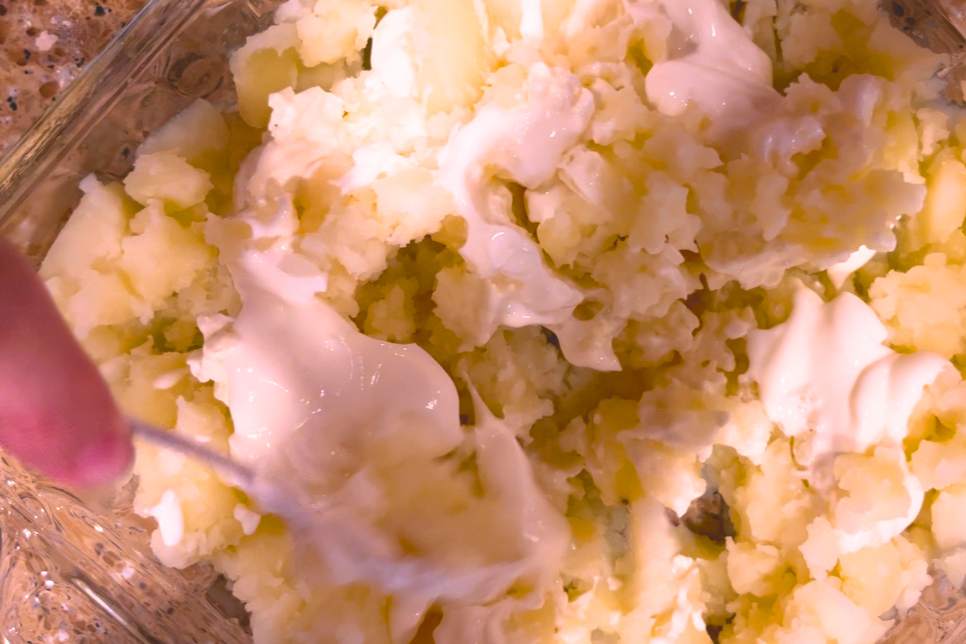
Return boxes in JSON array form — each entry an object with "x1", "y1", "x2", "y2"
[
  {"x1": 40, "y1": 176, "x2": 132, "y2": 280},
  {"x1": 134, "y1": 391, "x2": 244, "y2": 569},
  {"x1": 908, "y1": 149, "x2": 966, "y2": 248},
  {"x1": 460, "y1": 326, "x2": 565, "y2": 438},
  {"x1": 413, "y1": 0, "x2": 492, "y2": 113},
  {"x1": 106, "y1": 348, "x2": 193, "y2": 428},
  {"x1": 39, "y1": 0, "x2": 966, "y2": 642},
  {"x1": 139, "y1": 99, "x2": 230, "y2": 167},
  {"x1": 726, "y1": 540, "x2": 783, "y2": 597},
  {"x1": 297, "y1": 0, "x2": 375, "y2": 67},
  {"x1": 832, "y1": 448, "x2": 913, "y2": 535},
  {"x1": 229, "y1": 24, "x2": 301, "y2": 128},
  {"x1": 483, "y1": 0, "x2": 523, "y2": 40},
  {"x1": 732, "y1": 439, "x2": 815, "y2": 547},
  {"x1": 870, "y1": 254, "x2": 966, "y2": 358},
  {"x1": 776, "y1": 580, "x2": 890, "y2": 644},
  {"x1": 118, "y1": 203, "x2": 215, "y2": 310},
  {"x1": 932, "y1": 484, "x2": 966, "y2": 551},
  {"x1": 911, "y1": 437, "x2": 966, "y2": 491},
  {"x1": 65, "y1": 268, "x2": 149, "y2": 337},
  {"x1": 365, "y1": 283, "x2": 416, "y2": 342},
  {"x1": 839, "y1": 538, "x2": 930, "y2": 617},
  {"x1": 940, "y1": 548, "x2": 966, "y2": 587},
  {"x1": 123, "y1": 151, "x2": 214, "y2": 208},
  {"x1": 372, "y1": 167, "x2": 455, "y2": 245}
]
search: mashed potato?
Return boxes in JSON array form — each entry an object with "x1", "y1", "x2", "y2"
[{"x1": 36, "y1": 0, "x2": 966, "y2": 642}]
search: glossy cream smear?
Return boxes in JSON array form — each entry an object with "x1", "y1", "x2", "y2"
[{"x1": 38, "y1": 0, "x2": 966, "y2": 642}]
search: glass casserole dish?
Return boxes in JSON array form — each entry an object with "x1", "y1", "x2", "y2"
[{"x1": 3, "y1": 0, "x2": 966, "y2": 642}]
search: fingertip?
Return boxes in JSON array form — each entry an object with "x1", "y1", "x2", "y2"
[
  {"x1": 71, "y1": 425, "x2": 135, "y2": 488},
  {"x1": 21, "y1": 409, "x2": 134, "y2": 489},
  {"x1": 0, "y1": 239, "x2": 136, "y2": 490}
]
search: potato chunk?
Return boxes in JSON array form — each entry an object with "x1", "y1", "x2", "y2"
[
  {"x1": 124, "y1": 151, "x2": 214, "y2": 208},
  {"x1": 118, "y1": 203, "x2": 215, "y2": 310},
  {"x1": 40, "y1": 176, "x2": 132, "y2": 280}
]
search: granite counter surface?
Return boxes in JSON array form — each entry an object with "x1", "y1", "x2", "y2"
[{"x1": 0, "y1": 0, "x2": 144, "y2": 155}]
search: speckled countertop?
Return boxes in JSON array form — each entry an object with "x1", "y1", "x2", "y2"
[{"x1": 0, "y1": 0, "x2": 144, "y2": 155}]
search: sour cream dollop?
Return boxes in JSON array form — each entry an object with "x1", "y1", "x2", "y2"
[
  {"x1": 188, "y1": 198, "x2": 566, "y2": 607},
  {"x1": 644, "y1": 0, "x2": 780, "y2": 135},
  {"x1": 747, "y1": 287, "x2": 949, "y2": 553},
  {"x1": 747, "y1": 287, "x2": 948, "y2": 464}
]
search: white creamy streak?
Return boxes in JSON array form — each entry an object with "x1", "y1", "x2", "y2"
[
  {"x1": 191, "y1": 203, "x2": 565, "y2": 606},
  {"x1": 189, "y1": 199, "x2": 462, "y2": 492},
  {"x1": 826, "y1": 245, "x2": 876, "y2": 289},
  {"x1": 519, "y1": 0, "x2": 544, "y2": 39},
  {"x1": 747, "y1": 288, "x2": 948, "y2": 459},
  {"x1": 147, "y1": 490, "x2": 184, "y2": 548},
  {"x1": 644, "y1": 0, "x2": 779, "y2": 134},
  {"x1": 748, "y1": 287, "x2": 948, "y2": 458},
  {"x1": 365, "y1": 7, "x2": 418, "y2": 98},
  {"x1": 192, "y1": 221, "x2": 461, "y2": 484},
  {"x1": 747, "y1": 288, "x2": 948, "y2": 548},
  {"x1": 438, "y1": 63, "x2": 589, "y2": 348}
]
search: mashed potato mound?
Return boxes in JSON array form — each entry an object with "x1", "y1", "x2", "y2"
[{"x1": 37, "y1": 0, "x2": 966, "y2": 642}]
